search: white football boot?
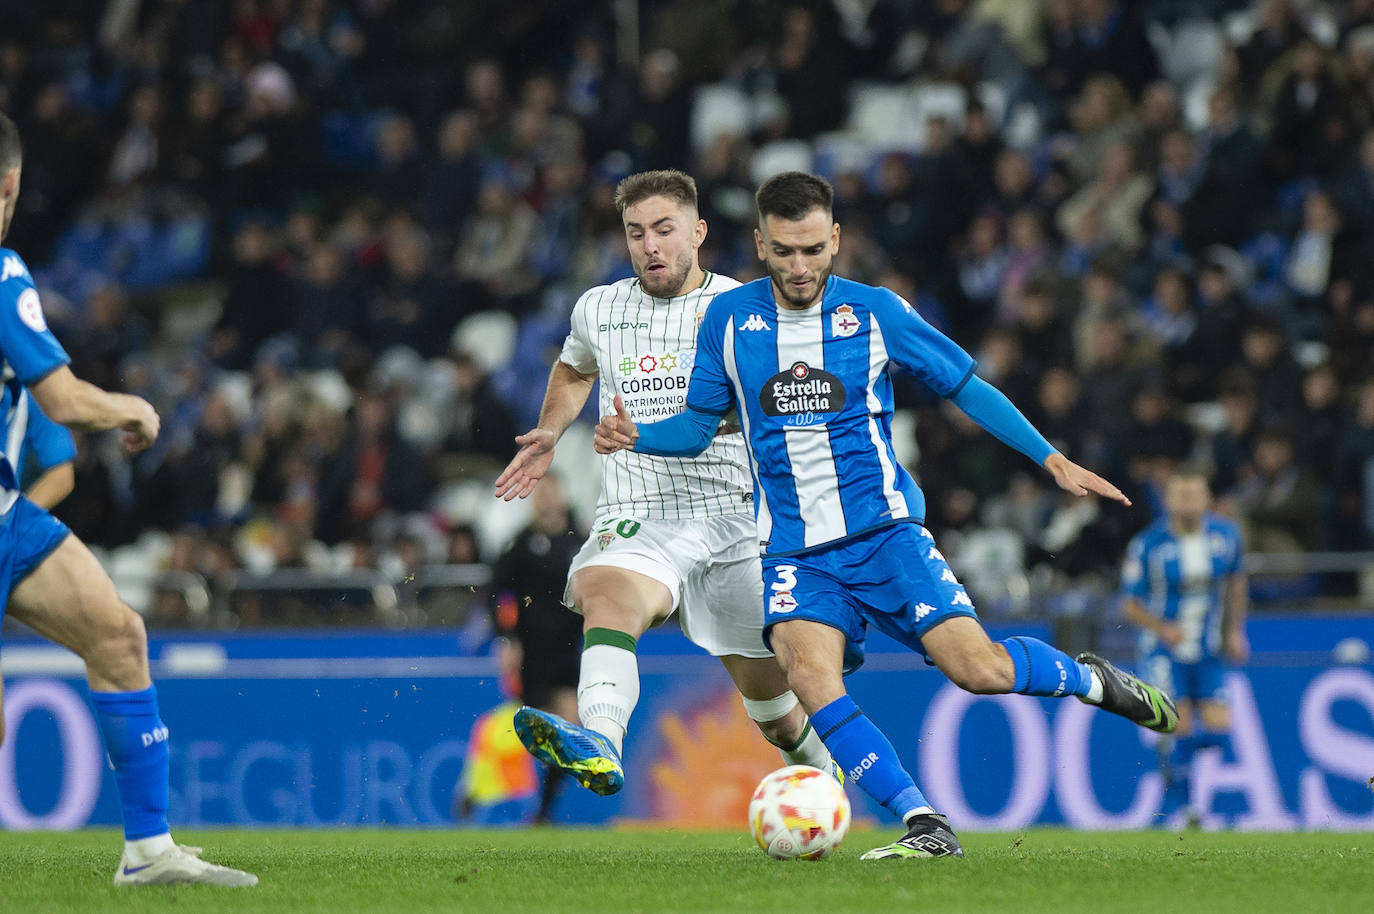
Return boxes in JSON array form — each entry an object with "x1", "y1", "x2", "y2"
[{"x1": 113, "y1": 844, "x2": 258, "y2": 887}]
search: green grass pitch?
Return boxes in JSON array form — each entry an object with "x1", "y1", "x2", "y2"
[{"x1": 1, "y1": 828, "x2": 1369, "y2": 914}]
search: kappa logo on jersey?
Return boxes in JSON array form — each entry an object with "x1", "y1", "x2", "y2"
[
  {"x1": 760, "y1": 362, "x2": 845, "y2": 418},
  {"x1": 16, "y1": 288, "x2": 46, "y2": 332},
  {"x1": 831, "y1": 304, "x2": 861, "y2": 338},
  {"x1": 738, "y1": 314, "x2": 771, "y2": 332},
  {"x1": 1, "y1": 256, "x2": 25, "y2": 282}
]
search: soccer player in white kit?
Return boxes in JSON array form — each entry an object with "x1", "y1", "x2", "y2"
[{"x1": 494, "y1": 170, "x2": 833, "y2": 795}]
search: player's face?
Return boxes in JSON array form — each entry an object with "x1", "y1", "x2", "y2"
[
  {"x1": 756, "y1": 208, "x2": 839, "y2": 310},
  {"x1": 0, "y1": 166, "x2": 19, "y2": 243},
  {"x1": 622, "y1": 195, "x2": 706, "y2": 298},
  {"x1": 1165, "y1": 476, "x2": 1210, "y2": 530}
]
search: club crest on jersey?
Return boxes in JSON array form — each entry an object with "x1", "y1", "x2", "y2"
[
  {"x1": 760, "y1": 361, "x2": 845, "y2": 420},
  {"x1": 831, "y1": 304, "x2": 861, "y2": 338}
]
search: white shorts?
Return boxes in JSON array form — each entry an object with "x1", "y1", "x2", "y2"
[{"x1": 565, "y1": 513, "x2": 769, "y2": 658}]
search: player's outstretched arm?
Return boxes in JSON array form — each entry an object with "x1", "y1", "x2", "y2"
[
  {"x1": 494, "y1": 360, "x2": 596, "y2": 501},
  {"x1": 596, "y1": 394, "x2": 718, "y2": 457},
  {"x1": 28, "y1": 366, "x2": 160, "y2": 453}
]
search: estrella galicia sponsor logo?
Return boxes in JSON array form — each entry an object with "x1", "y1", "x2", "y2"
[{"x1": 760, "y1": 362, "x2": 845, "y2": 417}]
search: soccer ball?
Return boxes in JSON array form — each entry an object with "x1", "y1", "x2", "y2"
[{"x1": 748, "y1": 764, "x2": 851, "y2": 860}]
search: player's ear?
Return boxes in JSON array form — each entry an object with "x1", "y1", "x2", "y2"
[
  {"x1": 694, "y1": 217, "x2": 707, "y2": 249},
  {"x1": 754, "y1": 228, "x2": 765, "y2": 261},
  {"x1": 830, "y1": 221, "x2": 840, "y2": 254},
  {"x1": 1, "y1": 167, "x2": 17, "y2": 202}
]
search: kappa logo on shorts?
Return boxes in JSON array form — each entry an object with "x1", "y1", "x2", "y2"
[
  {"x1": 914, "y1": 602, "x2": 938, "y2": 621},
  {"x1": 951, "y1": 590, "x2": 973, "y2": 607}
]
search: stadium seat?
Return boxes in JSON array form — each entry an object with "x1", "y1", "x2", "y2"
[
  {"x1": 451, "y1": 311, "x2": 518, "y2": 375},
  {"x1": 691, "y1": 83, "x2": 751, "y2": 152},
  {"x1": 750, "y1": 140, "x2": 813, "y2": 185},
  {"x1": 846, "y1": 83, "x2": 922, "y2": 153},
  {"x1": 910, "y1": 82, "x2": 968, "y2": 136}
]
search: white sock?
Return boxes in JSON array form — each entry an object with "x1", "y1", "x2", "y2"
[
  {"x1": 124, "y1": 833, "x2": 175, "y2": 864},
  {"x1": 577, "y1": 642, "x2": 640, "y2": 754},
  {"x1": 902, "y1": 805, "x2": 936, "y2": 826},
  {"x1": 1084, "y1": 669, "x2": 1104, "y2": 704},
  {"x1": 778, "y1": 723, "x2": 832, "y2": 770}
]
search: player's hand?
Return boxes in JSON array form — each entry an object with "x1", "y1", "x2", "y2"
[
  {"x1": 494, "y1": 428, "x2": 556, "y2": 501},
  {"x1": 594, "y1": 395, "x2": 638, "y2": 454},
  {"x1": 1043, "y1": 452, "x2": 1131, "y2": 506},
  {"x1": 120, "y1": 398, "x2": 160, "y2": 453},
  {"x1": 1159, "y1": 622, "x2": 1185, "y2": 648},
  {"x1": 1224, "y1": 627, "x2": 1250, "y2": 664}
]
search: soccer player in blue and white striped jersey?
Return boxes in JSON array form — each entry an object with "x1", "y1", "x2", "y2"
[
  {"x1": 1122, "y1": 470, "x2": 1248, "y2": 826},
  {"x1": 0, "y1": 113, "x2": 254, "y2": 886},
  {"x1": 597, "y1": 171, "x2": 1180, "y2": 859}
]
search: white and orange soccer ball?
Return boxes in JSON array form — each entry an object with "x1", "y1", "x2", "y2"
[{"x1": 747, "y1": 764, "x2": 851, "y2": 860}]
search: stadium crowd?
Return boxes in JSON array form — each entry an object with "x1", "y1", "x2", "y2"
[{"x1": 3, "y1": 0, "x2": 1374, "y2": 625}]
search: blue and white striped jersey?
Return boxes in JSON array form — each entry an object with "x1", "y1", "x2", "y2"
[
  {"x1": 0, "y1": 247, "x2": 71, "y2": 515},
  {"x1": 685, "y1": 275, "x2": 975, "y2": 555},
  {"x1": 1121, "y1": 514, "x2": 1244, "y2": 663}
]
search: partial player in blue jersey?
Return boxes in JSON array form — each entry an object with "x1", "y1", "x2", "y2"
[
  {"x1": 0, "y1": 114, "x2": 255, "y2": 887},
  {"x1": 596, "y1": 171, "x2": 1180, "y2": 860},
  {"x1": 1121, "y1": 470, "x2": 1248, "y2": 827},
  {"x1": 16, "y1": 389, "x2": 77, "y2": 509}
]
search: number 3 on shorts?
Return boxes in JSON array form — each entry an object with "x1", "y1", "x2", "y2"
[{"x1": 768, "y1": 564, "x2": 799, "y2": 614}]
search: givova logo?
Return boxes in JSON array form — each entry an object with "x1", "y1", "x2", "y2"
[{"x1": 760, "y1": 362, "x2": 845, "y2": 417}]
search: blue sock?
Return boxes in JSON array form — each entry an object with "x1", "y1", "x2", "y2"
[
  {"x1": 90, "y1": 686, "x2": 171, "y2": 840},
  {"x1": 811, "y1": 695, "x2": 928, "y2": 823},
  {"x1": 1163, "y1": 734, "x2": 1199, "y2": 814},
  {"x1": 1000, "y1": 637, "x2": 1094, "y2": 698}
]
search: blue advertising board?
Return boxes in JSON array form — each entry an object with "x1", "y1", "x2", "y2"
[{"x1": 2, "y1": 621, "x2": 1372, "y2": 831}]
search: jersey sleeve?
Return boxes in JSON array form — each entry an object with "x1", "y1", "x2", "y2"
[
  {"x1": 558, "y1": 288, "x2": 600, "y2": 376},
  {"x1": 682, "y1": 296, "x2": 736, "y2": 416},
  {"x1": 0, "y1": 255, "x2": 70, "y2": 384},
  {"x1": 23, "y1": 392, "x2": 77, "y2": 470},
  {"x1": 872, "y1": 289, "x2": 975, "y2": 397},
  {"x1": 1121, "y1": 535, "x2": 1151, "y2": 602}
]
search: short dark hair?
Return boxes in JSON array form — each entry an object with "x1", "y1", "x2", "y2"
[
  {"x1": 755, "y1": 171, "x2": 833, "y2": 222},
  {"x1": 0, "y1": 113, "x2": 20, "y2": 172},
  {"x1": 613, "y1": 169, "x2": 697, "y2": 215}
]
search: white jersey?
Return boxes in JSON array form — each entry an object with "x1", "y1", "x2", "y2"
[{"x1": 561, "y1": 271, "x2": 752, "y2": 521}]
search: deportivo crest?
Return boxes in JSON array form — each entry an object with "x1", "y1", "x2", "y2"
[
  {"x1": 831, "y1": 304, "x2": 860, "y2": 337},
  {"x1": 16, "y1": 288, "x2": 46, "y2": 332},
  {"x1": 760, "y1": 361, "x2": 845, "y2": 419}
]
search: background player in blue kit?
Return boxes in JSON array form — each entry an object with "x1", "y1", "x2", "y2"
[
  {"x1": 0, "y1": 113, "x2": 255, "y2": 886},
  {"x1": 1122, "y1": 470, "x2": 1248, "y2": 827},
  {"x1": 596, "y1": 171, "x2": 1180, "y2": 860}
]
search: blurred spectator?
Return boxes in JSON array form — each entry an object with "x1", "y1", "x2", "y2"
[
  {"x1": 453, "y1": 168, "x2": 538, "y2": 315},
  {"x1": 316, "y1": 392, "x2": 430, "y2": 544},
  {"x1": 1236, "y1": 425, "x2": 1320, "y2": 552}
]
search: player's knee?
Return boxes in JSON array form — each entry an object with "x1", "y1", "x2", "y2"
[
  {"x1": 86, "y1": 603, "x2": 148, "y2": 668},
  {"x1": 782, "y1": 657, "x2": 841, "y2": 708}
]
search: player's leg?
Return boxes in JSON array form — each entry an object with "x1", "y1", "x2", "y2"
[
  {"x1": 908, "y1": 527, "x2": 1177, "y2": 732},
  {"x1": 718, "y1": 653, "x2": 832, "y2": 772},
  {"x1": 7, "y1": 528, "x2": 255, "y2": 886},
  {"x1": 688, "y1": 536, "x2": 833, "y2": 773},
  {"x1": 531, "y1": 684, "x2": 578, "y2": 824},
  {"x1": 769, "y1": 617, "x2": 961, "y2": 860},
  {"x1": 513, "y1": 561, "x2": 669, "y2": 796}
]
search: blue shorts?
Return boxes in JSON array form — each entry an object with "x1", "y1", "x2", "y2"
[
  {"x1": 0, "y1": 495, "x2": 72, "y2": 625},
  {"x1": 1140, "y1": 650, "x2": 1228, "y2": 705},
  {"x1": 761, "y1": 522, "x2": 979, "y2": 671}
]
